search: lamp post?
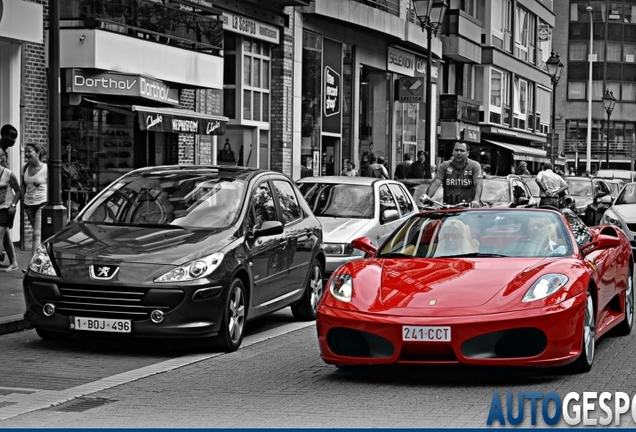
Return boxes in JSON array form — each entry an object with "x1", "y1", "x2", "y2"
[
  {"x1": 586, "y1": 5, "x2": 593, "y2": 174},
  {"x1": 546, "y1": 52, "x2": 563, "y2": 166},
  {"x1": 602, "y1": 89, "x2": 616, "y2": 169},
  {"x1": 412, "y1": 0, "x2": 448, "y2": 178}
]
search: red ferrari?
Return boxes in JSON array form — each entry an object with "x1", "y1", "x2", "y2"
[{"x1": 316, "y1": 207, "x2": 634, "y2": 373}]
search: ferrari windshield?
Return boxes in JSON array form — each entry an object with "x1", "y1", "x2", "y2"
[
  {"x1": 378, "y1": 210, "x2": 574, "y2": 258},
  {"x1": 79, "y1": 170, "x2": 247, "y2": 229},
  {"x1": 299, "y1": 183, "x2": 375, "y2": 219}
]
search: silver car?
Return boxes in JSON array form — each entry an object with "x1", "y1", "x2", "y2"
[
  {"x1": 297, "y1": 176, "x2": 418, "y2": 277},
  {"x1": 600, "y1": 182, "x2": 636, "y2": 251}
]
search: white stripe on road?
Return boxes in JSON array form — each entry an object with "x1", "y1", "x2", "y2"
[{"x1": 0, "y1": 321, "x2": 315, "y2": 421}]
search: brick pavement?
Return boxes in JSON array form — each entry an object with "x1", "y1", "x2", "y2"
[{"x1": 0, "y1": 246, "x2": 33, "y2": 335}]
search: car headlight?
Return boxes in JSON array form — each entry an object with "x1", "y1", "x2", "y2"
[
  {"x1": 329, "y1": 275, "x2": 353, "y2": 302},
  {"x1": 29, "y1": 243, "x2": 59, "y2": 276},
  {"x1": 324, "y1": 243, "x2": 355, "y2": 255},
  {"x1": 522, "y1": 274, "x2": 569, "y2": 302},
  {"x1": 154, "y1": 252, "x2": 224, "y2": 283},
  {"x1": 601, "y1": 212, "x2": 622, "y2": 228}
]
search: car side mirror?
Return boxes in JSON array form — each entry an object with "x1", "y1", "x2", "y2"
[
  {"x1": 596, "y1": 190, "x2": 607, "y2": 198},
  {"x1": 515, "y1": 196, "x2": 530, "y2": 207},
  {"x1": 599, "y1": 195, "x2": 612, "y2": 205},
  {"x1": 580, "y1": 233, "x2": 621, "y2": 255},
  {"x1": 351, "y1": 236, "x2": 377, "y2": 256},
  {"x1": 253, "y1": 220, "x2": 284, "y2": 238},
  {"x1": 382, "y1": 209, "x2": 399, "y2": 223}
]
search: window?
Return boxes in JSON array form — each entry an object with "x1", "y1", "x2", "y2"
[
  {"x1": 243, "y1": 39, "x2": 271, "y2": 122},
  {"x1": 249, "y1": 181, "x2": 277, "y2": 229},
  {"x1": 388, "y1": 184, "x2": 414, "y2": 217},
  {"x1": 273, "y1": 180, "x2": 302, "y2": 224},
  {"x1": 568, "y1": 82, "x2": 586, "y2": 100},
  {"x1": 490, "y1": 68, "x2": 509, "y2": 125},
  {"x1": 378, "y1": 185, "x2": 398, "y2": 224}
]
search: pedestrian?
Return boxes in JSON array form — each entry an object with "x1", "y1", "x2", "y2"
[
  {"x1": 515, "y1": 161, "x2": 531, "y2": 175},
  {"x1": 535, "y1": 162, "x2": 568, "y2": 207},
  {"x1": 422, "y1": 141, "x2": 483, "y2": 207},
  {"x1": 341, "y1": 160, "x2": 357, "y2": 176},
  {"x1": 21, "y1": 143, "x2": 48, "y2": 258},
  {"x1": 393, "y1": 153, "x2": 412, "y2": 179},
  {"x1": 300, "y1": 159, "x2": 312, "y2": 178},
  {"x1": 406, "y1": 150, "x2": 427, "y2": 178},
  {"x1": 0, "y1": 164, "x2": 21, "y2": 272},
  {"x1": 0, "y1": 124, "x2": 19, "y2": 270},
  {"x1": 367, "y1": 154, "x2": 389, "y2": 179}
]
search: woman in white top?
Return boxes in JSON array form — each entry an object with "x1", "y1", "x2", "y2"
[
  {"x1": 21, "y1": 143, "x2": 48, "y2": 257},
  {"x1": 0, "y1": 165, "x2": 21, "y2": 272}
]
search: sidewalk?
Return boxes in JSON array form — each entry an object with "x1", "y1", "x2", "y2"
[{"x1": 0, "y1": 246, "x2": 34, "y2": 335}]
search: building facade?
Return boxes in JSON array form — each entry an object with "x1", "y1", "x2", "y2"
[{"x1": 554, "y1": 0, "x2": 636, "y2": 174}]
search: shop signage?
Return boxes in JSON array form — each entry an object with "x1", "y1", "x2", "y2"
[
  {"x1": 398, "y1": 77, "x2": 424, "y2": 103},
  {"x1": 322, "y1": 38, "x2": 343, "y2": 134},
  {"x1": 221, "y1": 11, "x2": 279, "y2": 44},
  {"x1": 0, "y1": 0, "x2": 43, "y2": 43},
  {"x1": 136, "y1": 109, "x2": 227, "y2": 136},
  {"x1": 66, "y1": 69, "x2": 179, "y2": 105},
  {"x1": 388, "y1": 46, "x2": 426, "y2": 78},
  {"x1": 462, "y1": 125, "x2": 481, "y2": 143}
]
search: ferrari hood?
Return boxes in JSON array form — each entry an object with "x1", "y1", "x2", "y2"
[
  {"x1": 318, "y1": 217, "x2": 373, "y2": 243},
  {"x1": 49, "y1": 222, "x2": 235, "y2": 265},
  {"x1": 374, "y1": 258, "x2": 542, "y2": 312}
]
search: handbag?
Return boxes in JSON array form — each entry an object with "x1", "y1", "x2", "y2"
[{"x1": 218, "y1": 142, "x2": 236, "y2": 163}]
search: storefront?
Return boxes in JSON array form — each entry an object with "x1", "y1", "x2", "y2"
[
  {"x1": 0, "y1": 0, "x2": 44, "y2": 242},
  {"x1": 61, "y1": 69, "x2": 227, "y2": 218}
]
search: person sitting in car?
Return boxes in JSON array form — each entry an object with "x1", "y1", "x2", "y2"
[{"x1": 434, "y1": 219, "x2": 479, "y2": 256}]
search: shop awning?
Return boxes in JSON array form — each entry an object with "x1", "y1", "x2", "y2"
[
  {"x1": 483, "y1": 140, "x2": 549, "y2": 163},
  {"x1": 132, "y1": 105, "x2": 228, "y2": 136}
]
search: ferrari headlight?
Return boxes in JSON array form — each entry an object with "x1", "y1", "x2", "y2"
[
  {"x1": 522, "y1": 274, "x2": 569, "y2": 302},
  {"x1": 154, "y1": 252, "x2": 224, "y2": 283},
  {"x1": 329, "y1": 275, "x2": 353, "y2": 302},
  {"x1": 601, "y1": 212, "x2": 622, "y2": 229},
  {"x1": 324, "y1": 243, "x2": 355, "y2": 255},
  {"x1": 29, "y1": 243, "x2": 58, "y2": 276}
]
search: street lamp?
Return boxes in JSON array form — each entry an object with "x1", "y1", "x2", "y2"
[
  {"x1": 602, "y1": 89, "x2": 616, "y2": 169},
  {"x1": 546, "y1": 52, "x2": 563, "y2": 166},
  {"x1": 412, "y1": 0, "x2": 448, "y2": 178}
]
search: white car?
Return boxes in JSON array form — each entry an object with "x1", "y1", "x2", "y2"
[
  {"x1": 297, "y1": 176, "x2": 418, "y2": 277},
  {"x1": 600, "y1": 182, "x2": 636, "y2": 251}
]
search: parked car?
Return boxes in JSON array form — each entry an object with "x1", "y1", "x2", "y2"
[
  {"x1": 600, "y1": 182, "x2": 636, "y2": 251},
  {"x1": 594, "y1": 169, "x2": 636, "y2": 183},
  {"x1": 317, "y1": 206, "x2": 634, "y2": 373},
  {"x1": 399, "y1": 175, "x2": 536, "y2": 209},
  {"x1": 23, "y1": 165, "x2": 325, "y2": 352},
  {"x1": 297, "y1": 176, "x2": 418, "y2": 278},
  {"x1": 564, "y1": 176, "x2": 613, "y2": 225},
  {"x1": 604, "y1": 178, "x2": 625, "y2": 199}
]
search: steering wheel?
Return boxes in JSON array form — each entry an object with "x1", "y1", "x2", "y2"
[{"x1": 499, "y1": 239, "x2": 545, "y2": 257}]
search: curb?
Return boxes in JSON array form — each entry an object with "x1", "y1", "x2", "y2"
[{"x1": 0, "y1": 314, "x2": 33, "y2": 336}]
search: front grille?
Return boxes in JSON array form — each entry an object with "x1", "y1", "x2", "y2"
[
  {"x1": 34, "y1": 283, "x2": 184, "y2": 321},
  {"x1": 462, "y1": 328, "x2": 547, "y2": 359},
  {"x1": 327, "y1": 328, "x2": 394, "y2": 358},
  {"x1": 627, "y1": 223, "x2": 636, "y2": 233}
]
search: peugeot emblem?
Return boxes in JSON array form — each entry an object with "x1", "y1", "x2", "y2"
[{"x1": 89, "y1": 264, "x2": 120, "y2": 280}]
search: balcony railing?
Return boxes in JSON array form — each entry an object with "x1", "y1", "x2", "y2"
[
  {"x1": 439, "y1": 94, "x2": 481, "y2": 124},
  {"x1": 59, "y1": 0, "x2": 223, "y2": 55},
  {"x1": 353, "y1": 0, "x2": 400, "y2": 16},
  {"x1": 564, "y1": 139, "x2": 636, "y2": 157}
]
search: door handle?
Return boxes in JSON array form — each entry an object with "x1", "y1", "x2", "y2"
[{"x1": 279, "y1": 240, "x2": 288, "y2": 249}]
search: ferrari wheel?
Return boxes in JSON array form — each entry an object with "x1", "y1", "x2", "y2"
[
  {"x1": 291, "y1": 259, "x2": 324, "y2": 321},
  {"x1": 568, "y1": 289, "x2": 595, "y2": 374},
  {"x1": 35, "y1": 328, "x2": 73, "y2": 341},
  {"x1": 614, "y1": 266, "x2": 634, "y2": 336},
  {"x1": 216, "y1": 279, "x2": 246, "y2": 353}
]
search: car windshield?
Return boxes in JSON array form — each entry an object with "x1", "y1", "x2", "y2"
[
  {"x1": 299, "y1": 183, "x2": 374, "y2": 218},
  {"x1": 378, "y1": 210, "x2": 574, "y2": 258},
  {"x1": 481, "y1": 180, "x2": 511, "y2": 203},
  {"x1": 79, "y1": 170, "x2": 247, "y2": 228},
  {"x1": 616, "y1": 183, "x2": 636, "y2": 205},
  {"x1": 565, "y1": 179, "x2": 591, "y2": 196}
]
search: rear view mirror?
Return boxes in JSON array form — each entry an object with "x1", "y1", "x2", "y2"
[
  {"x1": 382, "y1": 209, "x2": 399, "y2": 223},
  {"x1": 351, "y1": 237, "x2": 377, "y2": 256},
  {"x1": 254, "y1": 220, "x2": 284, "y2": 238},
  {"x1": 581, "y1": 234, "x2": 621, "y2": 255},
  {"x1": 599, "y1": 195, "x2": 612, "y2": 205}
]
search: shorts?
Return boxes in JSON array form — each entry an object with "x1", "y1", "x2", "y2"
[
  {"x1": 540, "y1": 197, "x2": 559, "y2": 207},
  {"x1": 0, "y1": 208, "x2": 15, "y2": 228},
  {"x1": 24, "y1": 202, "x2": 46, "y2": 223}
]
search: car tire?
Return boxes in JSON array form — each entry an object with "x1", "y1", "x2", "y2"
[
  {"x1": 216, "y1": 278, "x2": 246, "y2": 353},
  {"x1": 568, "y1": 289, "x2": 595, "y2": 374},
  {"x1": 291, "y1": 259, "x2": 324, "y2": 321},
  {"x1": 614, "y1": 266, "x2": 634, "y2": 336},
  {"x1": 35, "y1": 328, "x2": 73, "y2": 341}
]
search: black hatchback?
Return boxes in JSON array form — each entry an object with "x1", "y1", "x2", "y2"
[{"x1": 23, "y1": 166, "x2": 325, "y2": 351}]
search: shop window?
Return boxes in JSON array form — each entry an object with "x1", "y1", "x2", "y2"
[{"x1": 242, "y1": 38, "x2": 271, "y2": 122}]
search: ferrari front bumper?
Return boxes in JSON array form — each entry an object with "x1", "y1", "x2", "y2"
[{"x1": 316, "y1": 293, "x2": 587, "y2": 368}]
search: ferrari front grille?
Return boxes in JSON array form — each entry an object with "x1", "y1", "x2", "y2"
[
  {"x1": 462, "y1": 328, "x2": 547, "y2": 359},
  {"x1": 327, "y1": 328, "x2": 394, "y2": 358},
  {"x1": 33, "y1": 283, "x2": 184, "y2": 321}
]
